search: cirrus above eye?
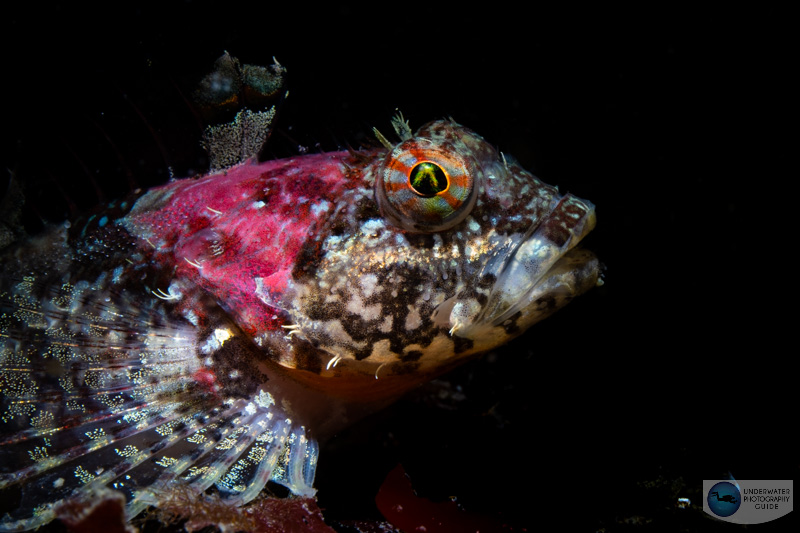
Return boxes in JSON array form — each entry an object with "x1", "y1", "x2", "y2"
[{"x1": 376, "y1": 137, "x2": 478, "y2": 232}]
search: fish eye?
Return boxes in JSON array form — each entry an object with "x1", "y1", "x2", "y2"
[
  {"x1": 376, "y1": 137, "x2": 477, "y2": 232},
  {"x1": 408, "y1": 162, "x2": 448, "y2": 197}
]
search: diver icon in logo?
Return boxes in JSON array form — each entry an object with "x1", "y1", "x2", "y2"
[{"x1": 707, "y1": 481, "x2": 742, "y2": 517}]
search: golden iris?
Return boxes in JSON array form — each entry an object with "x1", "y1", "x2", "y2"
[{"x1": 408, "y1": 162, "x2": 448, "y2": 197}]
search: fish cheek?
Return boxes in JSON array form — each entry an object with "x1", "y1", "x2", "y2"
[{"x1": 290, "y1": 261, "x2": 439, "y2": 364}]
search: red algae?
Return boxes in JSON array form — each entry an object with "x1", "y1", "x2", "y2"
[
  {"x1": 156, "y1": 485, "x2": 335, "y2": 533},
  {"x1": 54, "y1": 487, "x2": 135, "y2": 533}
]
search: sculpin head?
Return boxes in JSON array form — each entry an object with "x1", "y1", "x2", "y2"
[{"x1": 267, "y1": 118, "x2": 600, "y2": 397}]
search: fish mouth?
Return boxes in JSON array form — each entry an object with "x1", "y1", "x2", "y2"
[{"x1": 434, "y1": 193, "x2": 599, "y2": 338}]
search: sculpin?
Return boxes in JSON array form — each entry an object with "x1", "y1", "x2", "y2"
[{"x1": 0, "y1": 56, "x2": 600, "y2": 530}]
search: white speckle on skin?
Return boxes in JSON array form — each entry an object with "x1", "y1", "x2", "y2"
[
  {"x1": 362, "y1": 219, "x2": 386, "y2": 235},
  {"x1": 405, "y1": 305, "x2": 422, "y2": 330},
  {"x1": 524, "y1": 199, "x2": 541, "y2": 212},
  {"x1": 251, "y1": 200, "x2": 266, "y2": 209},
  {"x1": 363, "y1": 304, "x2": 383, "y2": 321},
  {"x1": 167, "y1": 281, "x2": 183, "y2": 299},
  {"x1": 378, "y1": 314, "x2": 393, "y2": 333},
  {"x1": 324, "y1": 293, "x2": 341, "y2": 303},
  {"x1": 322, "y1": 320, "x2": 367, "y2": 349},
  {"x1": 467, "y1": 217, "x2": 480, "y2": 233},
  {"x1": 359, "y1": 273, "x2": 380, "y2": 298},
  {"x1": 346, "y1": 293, "x2": 382, "y2": 321},
  {"x1": 255, "y1": 390, "x2": 275, "y2": 409},
  {"x1": 324, "y1": 235, "x2": 344, "y2": 250},
  {"x1": 345, "y1": 294, "x2": 363, "y2": 314},
  {"x1": 311, "y1": 200, "x2": 330, "y2": 217},
  {"x1": 215, "y1": 328, "x2": 232, "y2": 343},
  {"x1": 200, "y1": 327, "x2": 232, "y2": 354},
  {"x1": 183, "y1": 309, "x2": 199, "y2": 326}
]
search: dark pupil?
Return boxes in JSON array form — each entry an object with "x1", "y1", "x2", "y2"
[{"x1": 409, "y1": 162, "x2": 447, "y2": 197}]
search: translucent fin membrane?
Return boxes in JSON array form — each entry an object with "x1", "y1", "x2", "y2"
[
  {"x1": 127, "y1": 396, "x2": 317, "y2": 519},
  {"x1": 0, "y1": 277, "x2": 317, "y2": 531}
]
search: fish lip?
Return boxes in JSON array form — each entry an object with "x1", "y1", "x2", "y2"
[{"x1": 441, "y1": 194, "x2": 598, "y2": 336}]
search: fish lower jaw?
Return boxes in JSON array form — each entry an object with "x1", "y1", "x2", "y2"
[{"x1": 445, "y1": 247, "x2": 600, "y2": 341}]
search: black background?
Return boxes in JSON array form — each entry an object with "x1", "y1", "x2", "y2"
[{"x1": 4, "y1": 3, "x2": 794, "y2": 531}]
